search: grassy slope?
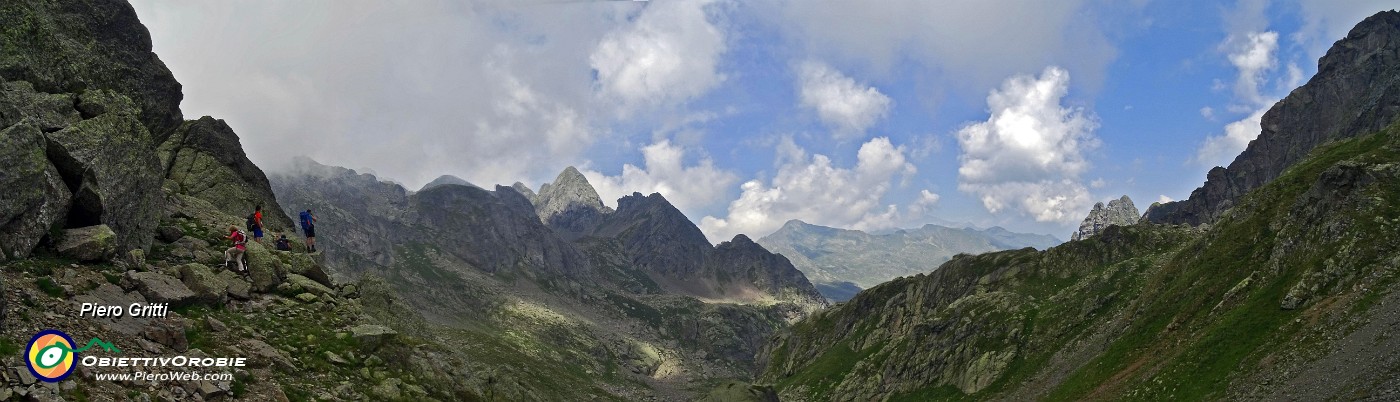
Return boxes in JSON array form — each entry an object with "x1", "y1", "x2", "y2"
[{"x1": 766, "y1": 124, "x2": 1400, "y2": 401}]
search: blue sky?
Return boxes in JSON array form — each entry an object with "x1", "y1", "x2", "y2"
[{"x1": 130, "y1": 0, "x2": 1396, "y2": 242}]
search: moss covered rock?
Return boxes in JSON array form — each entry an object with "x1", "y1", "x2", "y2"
[{"x1": 55, "y1": 224, "x2": 116, "y2": 262}]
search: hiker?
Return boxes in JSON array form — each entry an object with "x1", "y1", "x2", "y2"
[
  {"x1": 247, "y1": 205, "x2": 264, "y2": 243},
  {"x1": 299, "y1": 209, "x2": 317, "y2": 252},
  {"x1": 275, "y1": 233, "x2": 292, "y2": 251},
  {"x1": 223, "y1": 225, "x2": 248, "y2": 273}
]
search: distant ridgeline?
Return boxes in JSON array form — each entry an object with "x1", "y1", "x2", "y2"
[
  {"x1": 760, "y1": 10, "x2": 1400, "y2": 401},
  {"x1": 758, "y1": 219, "x2": 1060, "y2": 302}
]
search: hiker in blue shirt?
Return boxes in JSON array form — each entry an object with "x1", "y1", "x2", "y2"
[{"x1": 299, "y1": 209, "x2": 318, "y2": 253}]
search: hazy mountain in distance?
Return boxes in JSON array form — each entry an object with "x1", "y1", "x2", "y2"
[{"x1": 757, "y1": 219, "x2": 1061, "y2": 301}]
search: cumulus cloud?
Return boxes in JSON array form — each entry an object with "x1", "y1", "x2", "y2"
[
  {"x1": 582, "y1": 140, "x2": 738, "y2": 216},
  {"x1": 1194, "y1": 108, "x2": 1266, "y2": 167},
  {"x1": 1158, "y1": 194, "x2": 1174, "y2": 204},
  {"x1": 796, "y1": 60, "x2": 892, "y2": 140},
  {"x1": 590, "y1": 0, "x2": 728, "y2": 116},
  {"x1": 1224, "y1": 31, "x2": 1279, "y2": 108},
  {"x1": 700, "y1": 137, "x2": 916, "y2": 242},
  {"x1": 955, "y1": 66, "x2": 1099, "y2": 223},
  {"x1": 1194, "y1": 28, "x2": 1278, "y2": 167}
]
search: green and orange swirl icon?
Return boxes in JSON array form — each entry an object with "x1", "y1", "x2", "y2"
[{"x1": 26, "y1": 329, "x2": 77, "y2": 382}]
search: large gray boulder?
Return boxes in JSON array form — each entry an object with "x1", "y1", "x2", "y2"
[
  {"x1": 126, "y1": 271, "x2": 196, "y2": 307},
  {"x1": 1072, "y1": 196, "x2": 1139, "y2": 241},
  {"x1": 55, "y1": 225, "x2": 118, "y2": 262},
  {"x1": 0, "y1": 121, "x2": 71, "y2": 261},
  {"x1": 179, "y1": 263, "x2": 229, "y2": 304},
  {"x1": 44, "y1": 91, "x2": 163, "y2": 255},
  {"x1": 243, "y1": 241, "x2": 284, "y2": 293},
  {"x1": 349, "y1": 324, "x2": 398, "y2": 352}
]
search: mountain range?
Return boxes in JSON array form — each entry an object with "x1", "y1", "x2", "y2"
[
  {"x1": 761, "y1": 10, "x2": 1400, "y2": 400},
  {"x1": 3, "y1": 1, "x2": 1400, "y2": 400},
  {"x1": 758, "y1": 220, "x2": 1060, "y2": 301}
]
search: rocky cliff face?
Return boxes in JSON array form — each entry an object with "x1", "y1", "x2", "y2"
[
  {"x1": 1071, "y1": 195, "x2": 1139, "y2": 241},
  {"x1": 1145, "y1": 10, "x2": 1400, "y2": 226},
  {"x1": 758, "y1": 219, "x2": 1061, "y2": 301},
  {"x1": 0, "y1": 0, "x2": 286, "y2": 261}
]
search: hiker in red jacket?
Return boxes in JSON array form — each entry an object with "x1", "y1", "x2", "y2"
[{"x1": 224, "y1": 225, "x2": 248, "y2": 273}]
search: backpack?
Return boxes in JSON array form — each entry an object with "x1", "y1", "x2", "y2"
[
  {"x1": 234, "y1": 230, "x2": 247, "y2": 246},
  {"x1": 246, "y1": 214, "x2": 258, "y2": 230}
]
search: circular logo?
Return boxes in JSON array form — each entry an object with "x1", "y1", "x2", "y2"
[{"x1": 25, "y1": 329, "x2": 77, "y2": 382}]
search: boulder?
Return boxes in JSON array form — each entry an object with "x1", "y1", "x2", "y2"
[
  {"x1": 0, "y1": 122, "x2": 71, "y2": 261},
  {"x1": 284, "y1": 274, "x2": 336, "y2": 298},
  {"x1": 179, "y1": 263, "x2": 228, "y2": 304},
  {"x1": 279, "y1": 252, "x2": 333, "y2": 287},
  {"x1": 125, "y1": 271, "x2": 196, "y2": 307},
  {"x1": 142, "y1": 318, "x2": 189, "y2": 352},
  {"x1": 349, "y1": 324, "x2": 397, "y2": 352},
  {"x1": 243, "y1": 241, "x2": 284, "y2": 293},
  {"x1": 44, "y1": 100, "x2": 164, "y2": 254},
  {"x1": 216, "y1": 270, "x2": 251, "y2": 300},
  {"x1": 55, "y1": 225, "x2": 118, "y2": 262},
  {"x1": 155, "y1": 225, "x2": 184, "y2": 243},
  {"x1": 295, "y1": 293, "x2": 318, "y2": 303},
  {"x1": 238, "y1": 339, "x2": 296, "y2": 370}
]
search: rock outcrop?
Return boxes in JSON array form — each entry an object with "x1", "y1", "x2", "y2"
[
  {"x1": 532, "y1": 166, "x2": 613, "y2": 239},
  {"x1": 0, "y1": 0, "x2": 290, "y2": 260},
  {"x1": 705, "y1": 235, "x2": 827, "y2": 309},
  {"x1": 158, "y1": 117, "x2": 294, "y2": 230},
  {"x1": 1071, "y1": 195, "x2": 1139, "y2": 241},
  {"x1": 1145, "y1": 10, "x2": 1400, "y2": 226}
]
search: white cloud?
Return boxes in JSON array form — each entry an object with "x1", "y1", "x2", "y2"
[
  {"x1": 590, "y1": 0, "x2": 727, "y2": 116},
  {"x1": 1194, "y1": 29, "x2": 1280, "y2": 167},
  {"x1": 1223, "y1": 31, "x2": 1278, "y2": 107},
  {"x1": 582, "y1": 140, "x2": 738, "y2": 217},
  {"x1": 700, "y1": 137, "x2": 916, "y2": 242},
  {"x1": 955, "y1": 66, "x2": 1099, "y2": 223},
  {"x1": 130, "y1": 1, "x2": 636, "y2": 189},
  {"x1": 1158, "y1": 194, "x2": 1174, "y2": 204},
  {"x1": 1090, "y1": 178, "x2": 1106, "y2": 189},
  {"x1": 796, "y1": 60, "x2": 892, "y2": 140},
  {"x1": 1200, "y1": 106, "x2": 1215, "y2": 120},
  {"x1": 1194, "y1": 108, "x2": 1266, "y2": 167}
]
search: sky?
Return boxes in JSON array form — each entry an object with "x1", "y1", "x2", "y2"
[{"x1": 129, "y1": 0, "x2": 1397, "y2": 243}]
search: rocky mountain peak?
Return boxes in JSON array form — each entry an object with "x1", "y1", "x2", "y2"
[
  {"x1": 1072, "y1": 195, "x2": 1139, "y2": 241},
  {"x1": 1145, "y1": 9, "x2": 1400, "y2": 226},
  {"x1": 535, "y1": 167, "x2": 606, "y2": 216},
  {"x1": 419, "y1": 175, "x2": 476, "y2": 192}
]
